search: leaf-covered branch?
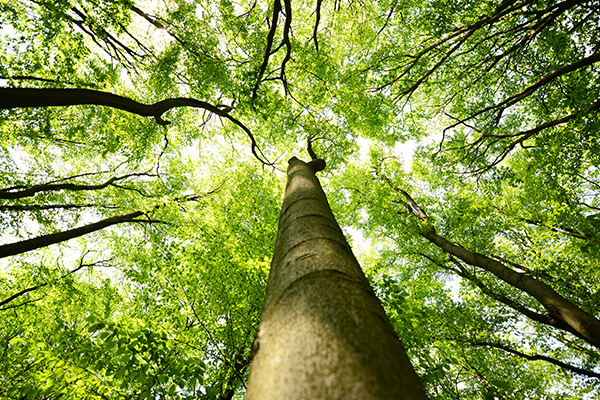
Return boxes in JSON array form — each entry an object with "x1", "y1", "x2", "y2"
[
  {"x1": 419, "y1": 252, "x2": 587, "y2": 341},
  {"x1": 422, "y1": 225, "x2": 600, "y2": 348},
  {"x1": 378, "y1": 172, "x2": 600, "y2": 348},
  {"x1": 129, "y1": 5, "x2": 218, "y2": 62},
  {"x1": 494, "y1": 207, "x2": 600, "y2": 245},
  {"x1": 0, "y1": 255, "x2": 114, "y2": 308}
]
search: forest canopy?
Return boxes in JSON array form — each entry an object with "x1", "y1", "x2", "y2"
[{"x1": 0, "y1": 0, "x2": 599, "y2": 399}]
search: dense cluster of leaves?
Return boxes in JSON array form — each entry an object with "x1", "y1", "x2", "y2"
[{"x1": 1, "y1": 0, "x2": 599, "y2": 399}]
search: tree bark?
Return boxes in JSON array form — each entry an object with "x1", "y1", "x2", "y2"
[
  {"x1": 421, "y1": 229, "x2": 600, "y2": 348},
  {"x1": 0, "y1": 211, "x2": 144, "y2": 259},
  {"x1": 245, "y1": 157, "x2": 428, "y2": 400}
]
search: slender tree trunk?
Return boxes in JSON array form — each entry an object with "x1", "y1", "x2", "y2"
[
  {"x1": 245, "y1": 157, "x2": 427, "y2": 400},
  {"x1": 0, "y1": 211, "x2": 144, "y2": 259},
  {"x1": 422, "y1": 229, "x2": 600, "y2": 348}
]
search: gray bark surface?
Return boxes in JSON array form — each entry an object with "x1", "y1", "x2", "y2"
[{"x1": 245, "y1": 157, "x2": 428, "y2": 400}]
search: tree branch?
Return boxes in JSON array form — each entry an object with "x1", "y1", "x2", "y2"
[
  {"x1": 0, "y1": 210, "x2": 145, "y2": 259},
  {"x1": 446, "y1": 337, "x2": 600, "y2": 378},
  {"x1": 0, "y1": 172, "x2": 155, "y2": 200},
  {"x1": 378, "y1": 172, "x2": 600, "y2": 348},
  {"x1": 279, "y1": 0, "x2": 293, "y2": 92},
  {"x1": 0, "y1": 204, "x2": 121, "y2": 211},
  {"x1": 0, "y1": 255, "x2": 113, "y2": 308},
  {"x1": 311, "y1": 0, "x2": 323, "y2": 51},
  {"x1": 252, "y1": 0, "x2": 282, "y2": 102},
  {"x1": 446, "y1": 51, "x2": 600, "y2": 131},
  {"x1": 0, "y1": 88, "x2": 272, "y2": 165}
]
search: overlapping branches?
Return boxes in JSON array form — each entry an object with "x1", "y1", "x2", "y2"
[
  {"x1": 0, "y1": 204, "x2": 120, "y2": 211},
  {"x1": 449, "y1": 97, "x2": 600, "y2": 174},
  {"x1": 69, "y1": 5, "x2": 154, "y2": 70},
  {"x1": 375, "y1": 0, "x2": 530, "y2": 96},
  {"x1": 379, "y1": 0, "x2": 586, "y2": 98},
  {"x1": 129, "y1": 4, "x2": 219, "y2": 63},
  {"x1": 251, "y1": 0, "x2": 293, "y2": 103},
  {"x1": 494, "y1": 206, "x2": 600, "y2": 245},
  {"x1": 375, "y1": 0, "x2": 598, "y2": 173},
  {"x1": 449, "y1": 51, "x2": 600, "y2": 133},
  {"x1": 30, "y1": 0, "x2": 153, "y2": 71}
]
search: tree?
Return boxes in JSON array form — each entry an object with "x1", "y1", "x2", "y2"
[
  {"x1": 245, "y1": 155, "x2": 427, "y2": 399},
  {"x1": 1, "y1": 0, "x2": 599, "y2": 399}
]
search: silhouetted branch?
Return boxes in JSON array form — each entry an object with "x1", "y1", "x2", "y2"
[
  {"x1": 252, "y1": 0, "x2": 282, "y2": 102},
  {"x1": 0, "y1": 88, "x2": 272, "y2": 165},
  {"x1": 0, "y1": 172, "x2": 156, "y2": 200},
  {"x1": 0, "y1": 211, "x2": 146, "y2": 259},
  {"x1": 279, "y1": 0, "x2": 293, "y2": 92},
  {"x1": 0, "y1": 204, "x2": 120, "y2": 211},
  {"x1": 311, "y1": 0, "x2": 323, "y2": 51}
]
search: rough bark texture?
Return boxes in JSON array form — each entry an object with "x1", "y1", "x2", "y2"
[
  {"x1": 422, "y1": 229, "x2": 600, "y2": 348},
  {"x1": 245, "y1": 157, "x2": 428, "y2": 400}
]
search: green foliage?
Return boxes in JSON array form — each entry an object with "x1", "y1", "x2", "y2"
[{"x1": 1, "y1": 0, "x2": 600, "y2": 398}]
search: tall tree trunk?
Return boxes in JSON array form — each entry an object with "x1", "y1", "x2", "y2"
[{"x1": 245, "y1": 157, "x2": 427, "y2": 400}]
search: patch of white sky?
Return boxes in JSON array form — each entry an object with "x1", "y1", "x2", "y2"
[{"x1": 0, "y1": 23, "x2": 19, "y2": 86}]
